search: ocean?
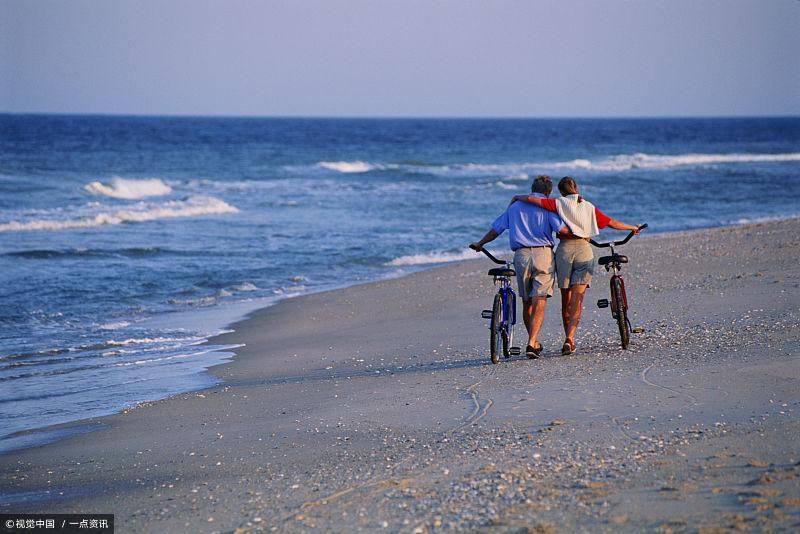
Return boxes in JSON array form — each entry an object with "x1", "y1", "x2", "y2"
[{"x1": 1, "y1": 115, "x2": 798, "y2": 452}]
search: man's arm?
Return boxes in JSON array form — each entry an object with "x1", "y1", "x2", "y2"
[
  {"x1": 469, "y1": 229, "x2": 499, "y2": 251},
  {"x1": 557, "y1": 225, "x2": 574, "y2": 238}
]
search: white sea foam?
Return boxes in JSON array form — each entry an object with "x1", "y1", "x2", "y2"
[
  {"x1": 168, "y1": 296, "x2": 218, "y2": 307},
  {"x1": 101, "y1": 349, "x2": 138, "y2": 356},
  {"x1": 494, "y1": 180, "x2": 518, "y2": 190},
  {"x1": 84, "y1": 177, "x2": 173, "y2": 199},
  {"x1": 231, "y1": 282, "x2": 259, "y2": 292},
  {"x1": 450, "y1": 153, "x2": 800, "y2": 174},
  {"x1": 553, "y1": 152, "x2": 800, "y2": 172},
  {"x1": 387, "y1": 249, "x2": 506, "y2": 267},
  {"x1": 99, "y1": 321, "x2": 131, "y2": 331},
  {"x1": 0, "y1": 196, "x2": 239, "y2": 232},
  {"x1": 283, "y1": 284, "x2": 306, "y2": 293},
  {"x1": 111, "y1": 352, "x2": 197, "y2": 367},
  {"x1": 309, "y1": 152, "x2": 800, "y2": 178},
  {"x1": 318, "y1": 161, "x2": 376, "y2": 173},
  {"x1": 105, "y1": 336, "x2": 199, "y2": 347}
]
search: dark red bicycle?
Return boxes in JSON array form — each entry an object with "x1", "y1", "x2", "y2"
[{"x1": 590, "y1": 224, "x2": 647, "y2": 349}]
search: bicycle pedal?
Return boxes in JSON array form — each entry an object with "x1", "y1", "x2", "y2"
[
  {"x1": 632, "y1": 327, "x2": 645, "y2": 334},
  {"x1": 597, "y1": 299, "x2": 609, "y2": 309},
  {"x1": 480, "y1": 310, "x2": 493, "y2": 319},
  {"x1": 509, "y1": 347, "x2": 521, "y2": 356}
]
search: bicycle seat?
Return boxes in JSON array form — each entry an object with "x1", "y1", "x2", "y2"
[
  {"x1": 488, "y1": 267, "x2": 515, "y2": 277},
  {"x1": 598, "y1": 254, "x2": 628, "y2": 266}
]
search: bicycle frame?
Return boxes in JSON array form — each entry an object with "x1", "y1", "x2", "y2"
[
  {"x1": 476, "y1": 247, "x2": 518, "y2": 362},
  {"x1": 590, "y1": 224, "x2": 647, "y2": 349},
  {"x1": 496, "y1": 274, "x2": 517, "y2": 331},
  {"x1": 480, "y1": 249, "x2": 517, "y2": 324},
  {"x1": 612, "y1": 274, "x2": 628, "y2": 317},
  {"x1": 605, "y1": 246, "x2": 628, "y2": 319}
]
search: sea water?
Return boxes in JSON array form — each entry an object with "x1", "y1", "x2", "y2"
[{"x1": 1, "y1": 115, "x2": 798, "y2": 452}]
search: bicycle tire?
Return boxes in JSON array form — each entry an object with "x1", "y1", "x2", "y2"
[
  {"x1": 613, "y1": 281, "x2": 630, "y2": 349},
  {"x1": 490, "y1": 293, "x2": 502, "y2": 364},
  {"x1": 502, "y1": 292, "x2": 514, "y2": 357}
]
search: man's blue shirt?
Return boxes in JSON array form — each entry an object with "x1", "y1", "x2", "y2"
[{"x1": 491, "y1": 193, "x2": 565, "y2": 250}]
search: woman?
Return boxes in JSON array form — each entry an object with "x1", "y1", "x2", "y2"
[{"x1": 511, "y1": 176, "x2": 642, "y2": 355}]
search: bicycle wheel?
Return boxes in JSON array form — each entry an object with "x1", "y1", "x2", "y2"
[
  {"x1": 502, "y1": 292, "x2": 514, "y2": 357},
  {"x1": 489, "y1": 293, "x2": 502, "y2": 364},
  {"x1": 613, "y1": 280, "x2": 630, "y2": 349}
]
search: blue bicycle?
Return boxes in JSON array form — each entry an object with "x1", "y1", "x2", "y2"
[{"x1": 471, "y1": 246, "x2": 521, "y2": 364}]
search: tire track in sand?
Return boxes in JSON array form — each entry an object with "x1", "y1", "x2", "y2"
[
  {"x1": 450, "y1": 362, "x2": 497, "y2": 434},
  {"x1": 641, "y1": 364, "x2": 698, "y2": 405}
]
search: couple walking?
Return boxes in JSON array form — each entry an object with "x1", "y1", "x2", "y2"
[{"x1": 470, "y1": 175, "x2": 642, "y2": 357}]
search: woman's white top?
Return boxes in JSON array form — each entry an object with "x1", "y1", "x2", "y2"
[{"x1": 555, "y1": 194, "x2": 599, "y2": 238}]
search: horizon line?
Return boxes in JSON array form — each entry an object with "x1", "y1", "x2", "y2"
[{"x1": 1, "y1": 111, "x2": 799, "y2": 121}]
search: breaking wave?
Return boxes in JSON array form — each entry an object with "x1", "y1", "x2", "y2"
[
  {"x1": 494, "y1": 180, "x2": 519, "y2": 190},
  {"x1": 84, "y1": 177, "x2": 172, "y2": 199},
  {"x1": 387, "y1": 248, "x2": 506, "y2": 267},
  {"x1": 314, "y1": 153, "x2": 800, "y2": 176},
  {"x1": 551, "y1": 152, "x2": 800, "y2": 172},
  {"x1": 318, "y1": 161, "x2": 381, "y2": 173},
  {"x1": 0, "y1": 196, "x2": 239, "y2": 232},
  {"x1": 231, "y1": 282, "x2": 258, "y2": 292}
]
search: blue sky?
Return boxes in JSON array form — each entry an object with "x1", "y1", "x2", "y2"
[{"x1": 1, "y1": 0, "x2": 798, "y2": 117}]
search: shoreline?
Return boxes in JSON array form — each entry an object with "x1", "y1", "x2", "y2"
[
  {"x1": 2, "y1": 218, "x2": 799, "y2": 531},
  {"x1": 3, "y1": 215, "x2": 799, "y2": 456}
]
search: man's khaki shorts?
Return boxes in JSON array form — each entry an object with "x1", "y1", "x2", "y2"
[
  {"x1": 513, "y1": 246, "x2": 556, "y2": 299},
  {"x1": 556, "y1": 239, "x2": 594, "y2": 288}
]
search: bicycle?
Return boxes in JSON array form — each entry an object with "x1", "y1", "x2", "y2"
[
  {"x1": 470, "y1": 246, "x2": 521, "y2": 364},
  {"x1": 589, "y1": 223, "x2": 648, "y2": 350}
]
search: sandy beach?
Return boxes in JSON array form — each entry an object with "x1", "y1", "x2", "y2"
[{"x1": 2, "y1": 219, "x2": 799, "y2": 532}]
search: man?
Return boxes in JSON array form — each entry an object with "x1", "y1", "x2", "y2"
[{"x1": 470, "y1": 175, "x2": 570, "y2": 357}]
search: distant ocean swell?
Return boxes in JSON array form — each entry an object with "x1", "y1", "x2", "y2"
[
  {"x1": 4, "y1": 151, "x2": 797, "y2": 233},
  {"x1": 312, "y1": 152, "x2": 800, "y2": 175}
]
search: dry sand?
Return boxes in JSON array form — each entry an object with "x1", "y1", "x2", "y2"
[{"x1": 2, "y1": 220, "x2": 799, "y2": 532}]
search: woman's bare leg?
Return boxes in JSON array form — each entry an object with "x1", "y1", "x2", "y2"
[
  {"x1": 566, "y1": 283, "x2": 588, "y2": 342},
  {"x1": 560, "y1": 288, "x2": 570, "y2": 337}
]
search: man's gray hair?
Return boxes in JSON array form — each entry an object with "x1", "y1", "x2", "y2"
[{"x1": 531, "y1": 175, "x2": 553, "y2": 196}]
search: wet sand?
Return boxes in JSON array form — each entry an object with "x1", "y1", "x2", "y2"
[{"x1": 2, "y1": 220, "x2": 799, "y2": 532}]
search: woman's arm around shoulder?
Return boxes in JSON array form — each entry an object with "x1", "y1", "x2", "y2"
[{"x1": 510, "y1": 195, "x2": 557, "y2": 212}]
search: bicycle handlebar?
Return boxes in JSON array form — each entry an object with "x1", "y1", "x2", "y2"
[
  {"x1": 469, "y1": 244, "x2": 506, "y2": 264},
  {"x1": 589, "y1": 223, "x2": 648, "y2": 248}
]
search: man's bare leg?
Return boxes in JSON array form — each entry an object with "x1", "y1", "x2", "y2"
[
  {"x1": 529, "y1": 297, "x2": 547, "y2": 347},
  {"x1": 522, "y1": 298, "x2": 533, "y2": 338}
]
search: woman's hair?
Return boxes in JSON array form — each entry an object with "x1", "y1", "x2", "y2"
[{"x1": 558, "y1": 176, "x2": 582, "y2": 202}]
